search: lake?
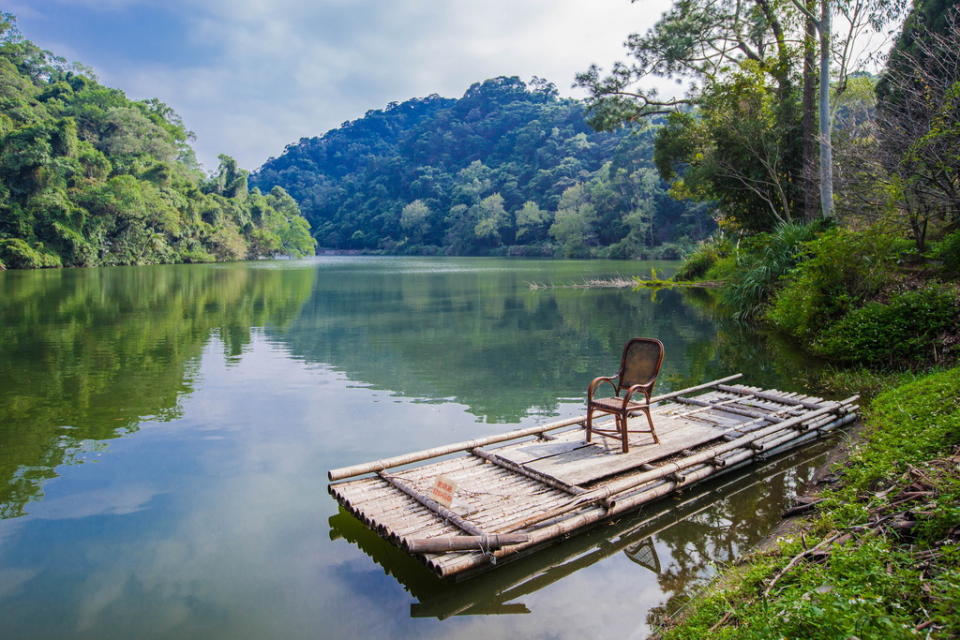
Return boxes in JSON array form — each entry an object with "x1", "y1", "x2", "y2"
[{"x1": 0, "y1": 257, "x2": 833, "y2": 639}]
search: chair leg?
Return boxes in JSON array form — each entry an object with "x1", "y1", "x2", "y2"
[
  {"x1": 642, "y1": 407, "x2": 659, "y2": 444},
  {"x1": 619, "y1": 413, "x2": 629, "y2": 453},
  {"x1": 585, "y1": 406, "x2": 593, "y2": 443}
]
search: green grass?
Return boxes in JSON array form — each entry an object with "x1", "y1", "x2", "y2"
[{"x1": 656, "y1": 366, "x2": 960, "y2": 640}]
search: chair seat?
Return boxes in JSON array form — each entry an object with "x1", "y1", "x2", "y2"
[
  {"x1": 589, "y1": 397, "x2": 649, "y2": 412},
  {"x1": 585, "y1": 337, "x2": 664, "y2": 453}
]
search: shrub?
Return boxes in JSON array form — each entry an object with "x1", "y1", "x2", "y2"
[
  {"x1": 674, "y1": 235, "x2": 732, "y2": 280},
  {"x1": 719, "y1": 221, "x2": 821, "y2": 321},
  {"x1": 179, "y1": 249, "x2": 215, "y2": 264},
  {"x1": 766, "y1": 225, "x2": 910, "y2": 339},
  {"x1": 932, "y1": 229, "x2": 960, "y2": 278},
  {"x1": 814, "y1": 284, "x2": 959, "y2": 366},
  {"x1": 0, "y1": 238, "x2": 61, "y2": 268}
]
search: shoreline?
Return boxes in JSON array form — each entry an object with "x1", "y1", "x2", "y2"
[{"x1": 650, "y1": 366, "x2": 960, "y2": 639}]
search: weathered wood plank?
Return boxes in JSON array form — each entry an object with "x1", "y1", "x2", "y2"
[{"x1": 520, "y1": 420, "x2": 723, "y2": 486}]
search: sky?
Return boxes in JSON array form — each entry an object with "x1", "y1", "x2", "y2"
[{"x1": 11, "y1": 0, "x2": 675, "y2": 171}]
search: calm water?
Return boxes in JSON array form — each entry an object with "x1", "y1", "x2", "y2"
[{"x1": 0, "y1": 257, "x2": 833, "y2": 639}]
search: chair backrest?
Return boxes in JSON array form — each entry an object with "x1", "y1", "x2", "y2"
[{"x1": 618, "y1": 337, "x2": 665, "y2": 392}]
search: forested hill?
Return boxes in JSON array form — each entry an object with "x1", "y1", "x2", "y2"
[
  {"x1": 253, "y1": 76, "x2": 714, "y2": 258},
  {"x1": 0, "y1": 17, "x2": 315, "y2": 270}
]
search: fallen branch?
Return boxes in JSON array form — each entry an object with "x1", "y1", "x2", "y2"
[
  {"x1": 764, "y1": 531, "x2": 844, "y2": 597},
  {"x1": 782, "y1": 497, "x2": 824, "y2": 518}
]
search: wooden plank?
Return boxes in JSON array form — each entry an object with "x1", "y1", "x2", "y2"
[
  {"x1": 522, "y1": 420, "x2": 723, "y2": 486},
  {"x1": 471, "y1": 448, "x2": 587, "y2": 495},
  {"x1": 489, "y1": 438, "x2": 586, "y2": 465},
  {"x1": 328, "y1": 374, "x2": 743, "y2": 480},
  {"x1": 490, "y1": 410, "x2": 691, "y2": 465}
]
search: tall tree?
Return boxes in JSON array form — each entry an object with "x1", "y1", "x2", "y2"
[{"x1": 578, "y1": 0, "x2": 905, "y2": 225}]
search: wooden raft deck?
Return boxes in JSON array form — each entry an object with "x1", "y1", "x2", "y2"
[{"x1": 328, "y1": 374, "x2": 859, "y2": 579}]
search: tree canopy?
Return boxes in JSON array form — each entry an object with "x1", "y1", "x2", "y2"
[
  {"x1": 253, "y1": 76, "x2": 714, "y2": 258},
  {"x1": 577, "y1": 0, "x2": 906, "y2": 232}
]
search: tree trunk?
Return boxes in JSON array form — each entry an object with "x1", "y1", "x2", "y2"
[
  {"x1": 802, "y1": 3, "x2": 818, "y2": 220},
  {"x1": 818, "y1": 0, "x2": 834, "y2": 219}
]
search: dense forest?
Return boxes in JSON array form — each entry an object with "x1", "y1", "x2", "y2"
[
  {"x1": 253, "y1": 76, "x2": 714, "y2": 258},
  {"x1": 0, "y1": 15, "x2": 315, "y2": 270}
]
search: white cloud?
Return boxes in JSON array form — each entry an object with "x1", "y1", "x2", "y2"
[{"x1": 27, "y1": 0, "x2": 676, "y2": 170}]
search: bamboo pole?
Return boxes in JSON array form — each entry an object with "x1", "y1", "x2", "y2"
[
  {"x1": 716, "y1": 384, "x2": 826, "y2": 410},
  {"x1": 470, "y1": 448, "x2": 587, "y2": 495},
  {"x1": 377, "y1": 472, "x2": 487, "y2": 537},
  {"x1": 404, "y1": 534, "x2": 530, "y2": 553},
  {"x1": 328, "y1": 373, "x2": 744, "y2": 480},
  {"x1": 672, "y1": 393, "x2": 756, "y2": 418},
  {"x1": 433, "y1": 411, "x2": 858, "y2": 577}
]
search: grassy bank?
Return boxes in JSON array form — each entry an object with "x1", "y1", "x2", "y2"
[{"x1": 654, "y1": 366, "x2": 960, "y2": 639}]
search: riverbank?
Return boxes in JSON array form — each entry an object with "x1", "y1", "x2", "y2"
[{"x1": 652, "y1": 365, "x2": 960, "y2": 639}]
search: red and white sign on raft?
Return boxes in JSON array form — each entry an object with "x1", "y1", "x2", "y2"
[{"x1": 430, "y1": 475, "x2": 456, "y2": 507}]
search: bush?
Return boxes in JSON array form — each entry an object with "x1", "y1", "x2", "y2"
[
  {"x1": 766, "y1": 225, "x2": 910, "y2": 339},
  {"x1": 179, "y1": 249, "x2": 215, "y2": 264},
  {"x1": 932, "y1": 229, "x2": 960, "y2": 278},
  {"x1": 0, "y1": 238, "x2": 61, "y2": 268},
  {"x1": 674, "y1": 235, "x2": 732, "y2": 280},
  {"x1": 719, "y1": 221, "x2": 821, "y2": 321},
  {"x1": 814, "y1": 284, "x2": 959, "y2": 366}
]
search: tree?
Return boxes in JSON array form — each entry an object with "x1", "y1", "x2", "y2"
[
  {"x1": 577, "y1": 0, "x2": 906, "y2": 225},
  {"x1": 473, "y1": 193, "x2": 508, "y2": 245},
  {"x1": 876, "y1": 5, "x2": 960, "y2": 249},
  {"x1": 515, "y1": 200, "x2": 550, "y2": 242},
  {"x1": 400, "y1": 199, "x2": 431, "y2": 243},
  {"x1": 550, "y1": 184, "x2": 597, "y2": 257}
]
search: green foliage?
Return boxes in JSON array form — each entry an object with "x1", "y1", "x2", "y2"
[
  {"x1": 814, "y1": 284, "x2": 959, "y2": 366},
  {"x1": 719, "y1": 222, "x2": 822, "y2": 321},
  {"x1": 654, "y1": 66, "x2": 804, "y2": 232},
  {"x1": 253, "y1": 76, "x2": 714, "y2": 257},
  {"x1": 766, "y1": 226, "x2": 910, "y2": 339},
  {"x1": 932, "y1": 228, "x2": 960, "y2": 277},
  {"x1": 660, "y1": 366, "x2": 960, "y2": 640},
  {"x1": 0, "y1": 15, "x2": 314, "y2": 269},
  {"x1": 0, "y1": 237, "x2": 60, "y2": 267},
  {"x1": 673, "y1": 234, "x2": 731, "y2": 280}
]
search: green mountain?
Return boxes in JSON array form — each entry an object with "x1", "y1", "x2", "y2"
[
  {"x1": 0, "y1": 16, "x2": 315, "y2": 270},
  {"x1": 253, "y1": 76, "x2": 714, "y2": 258}
]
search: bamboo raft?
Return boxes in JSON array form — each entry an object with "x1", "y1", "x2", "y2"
[
  {"x1": 329, "y1": 437, "x2": 832, "y2": 618},
  {"x1": 328, "y1": 374, "x2": 859, "y2": 579}
]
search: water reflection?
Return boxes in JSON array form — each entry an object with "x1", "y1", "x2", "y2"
[
  {"x1": 0, "y1": 257, "x2": 836, "y2": 640},
  {"x1": 328, "y1": 439, "x2": 832, "y2": 621},
  {"x1": 279, "y1": 260, "x2": 819, "y2": 423},
  {"x1": 0, "y1": 263, "x2": 315, "y2": 518}
]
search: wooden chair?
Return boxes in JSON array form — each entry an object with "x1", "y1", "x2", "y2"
[{"x1": 585, "y1": 337, "x2": 665, "y2": 453}]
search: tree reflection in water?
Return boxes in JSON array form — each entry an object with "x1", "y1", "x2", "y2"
[{"x1": 0, "y1": 264, "x2": 315, "y2": 519}]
